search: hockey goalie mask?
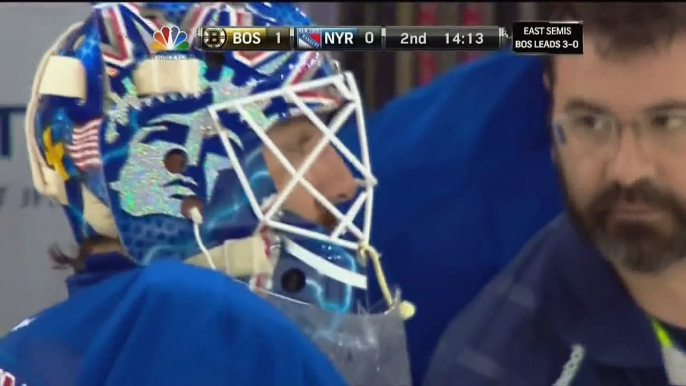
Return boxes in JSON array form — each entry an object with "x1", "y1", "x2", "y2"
[
  {"x1": 28, "y1": 2, "x2": 371, "y2": 272},
  {"x1": 27, "y1": 3, "x2": 412, "y2": 384}
]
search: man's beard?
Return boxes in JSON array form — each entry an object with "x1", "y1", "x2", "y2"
[{"x1": 560, "y1": 167, "x2": 686, "y2": 273}]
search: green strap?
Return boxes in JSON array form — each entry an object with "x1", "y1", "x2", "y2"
[{"x1": 652, "y1": 318, "x2": 674, "y2": 349}]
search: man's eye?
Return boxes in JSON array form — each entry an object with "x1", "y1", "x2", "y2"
[
  {"x1": 570, "y1": 115, "x2": 607, "y2": 131},
  {"x1": 649, "y1": 113, "x2": 686, "y2": 131}
]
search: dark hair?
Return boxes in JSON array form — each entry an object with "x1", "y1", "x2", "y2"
[
  {"x1": 49, "y1": 236, "x2": 119, "y2": 272},
  {"x1": 543, "y1": 3, "x2": 686, "y2": 86}
]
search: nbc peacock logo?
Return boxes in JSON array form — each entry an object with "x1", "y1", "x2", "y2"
[{"x1": 150, "y1": 25, "x2": 190, "y2": 52}]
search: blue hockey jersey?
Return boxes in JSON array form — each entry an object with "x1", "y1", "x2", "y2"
[
  {"x1": 0, "y1": 253, "x2": 346, "y2": 386},
  {"x1": 0, "y1": 347, "x2": 35, "y2": 386},
  {"x1": 341, "y1": 51, "x2": 564, "y2": 385}
]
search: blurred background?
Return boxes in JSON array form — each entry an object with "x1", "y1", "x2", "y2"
[{"x1": 0, "y1": 2, "x2": 543, "y2": 334}]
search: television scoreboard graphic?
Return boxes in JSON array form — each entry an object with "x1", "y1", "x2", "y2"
[{"x1": 196, "y1": 23, "x2": 584, "y2": 54}]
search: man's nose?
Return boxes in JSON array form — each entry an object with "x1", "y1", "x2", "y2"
[
  {"x1": 313, "y1": 145, "x2": 357, "y2": 203},
  {"x1": 606, "y1": 129, "x2": 657, "y2": 187}
]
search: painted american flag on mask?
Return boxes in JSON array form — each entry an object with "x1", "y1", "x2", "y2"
[{"x1": 67, "y1": 118, "x2": 103, "y2": 171}]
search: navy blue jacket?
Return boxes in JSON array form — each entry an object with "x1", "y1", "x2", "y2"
[{"x1": 424, "y1": 214, "x2": 673, "y2": 385}]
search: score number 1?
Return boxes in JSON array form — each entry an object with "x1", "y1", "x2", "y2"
[{"x1": 264, "y1": 27, "x2": 291, "y2": 50}]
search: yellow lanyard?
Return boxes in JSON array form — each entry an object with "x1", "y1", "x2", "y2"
[
  {"x1": 652, "y1": 318, "x2": 675, "y2": 349},
  {"x1": 650, "y1": 318, "x2": 686, "y2": 385}
]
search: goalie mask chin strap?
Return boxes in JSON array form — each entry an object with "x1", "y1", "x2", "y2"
[{"x1": 358, "y1": 243, "x2": 416, "y2": 320}]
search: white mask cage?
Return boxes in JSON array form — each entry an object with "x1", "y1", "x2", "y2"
[
  {"x1": 207, "y1": 71, "x2": 377, "y2": 251},
  {"x1": 191, "y1": 69, "x2": 413, "y2": 320}
]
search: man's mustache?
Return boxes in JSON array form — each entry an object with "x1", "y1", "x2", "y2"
[{"x1": 587, "y1": 179, "x2": 684, "y2": 224}]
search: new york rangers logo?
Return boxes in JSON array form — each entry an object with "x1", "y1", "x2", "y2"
[{"x1": 296, "y1": 28, "x2": 321, "y2": 49}]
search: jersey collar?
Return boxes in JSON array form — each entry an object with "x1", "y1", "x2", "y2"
[{"x1": 65, "y1": 252, "x2": 137, "y2": 297}]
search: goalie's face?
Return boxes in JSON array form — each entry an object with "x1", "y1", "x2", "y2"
[{"x1": 265, "y1": 116, "x2": 357, "y2": 229}]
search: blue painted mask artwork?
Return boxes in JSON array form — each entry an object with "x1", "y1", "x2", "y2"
[{"x1": 29, "y1": 1, "x2": 381, "y2": 317}]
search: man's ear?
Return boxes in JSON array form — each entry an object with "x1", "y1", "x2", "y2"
[
  {"x1": 544, "y1": 72, "x2": 555, "y2": 164},
  {"x1": 543, "y1": 73, "x2": 551, "y2": 92},
  {"x1": 551, "y1": 145, "x2": 559, "y2": 165}
]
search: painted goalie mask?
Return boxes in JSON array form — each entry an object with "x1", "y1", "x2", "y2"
[{"x1": 26, "y1": 2, "x2": 413, "y2": 384}]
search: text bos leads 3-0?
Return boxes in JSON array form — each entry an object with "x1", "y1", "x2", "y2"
[{"x1": 512, "y1": 22, "x2": 583, "y2": 55}]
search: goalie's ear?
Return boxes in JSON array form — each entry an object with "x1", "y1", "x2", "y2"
[{"x1": 25, "y1": 22, "x2": 86, "y2": 206}]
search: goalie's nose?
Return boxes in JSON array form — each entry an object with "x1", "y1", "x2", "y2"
[{"x1": 314, "y1": 144, "x2": 357, "y2": 204}]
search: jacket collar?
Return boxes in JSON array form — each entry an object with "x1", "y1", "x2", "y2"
[{"x1": 540, "y1": 214, "x2": 663, "y2": 368}]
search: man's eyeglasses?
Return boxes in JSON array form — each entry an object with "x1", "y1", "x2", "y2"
[{"x1": 553, "y1": 109, "x2": 686, "y2": 156}]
